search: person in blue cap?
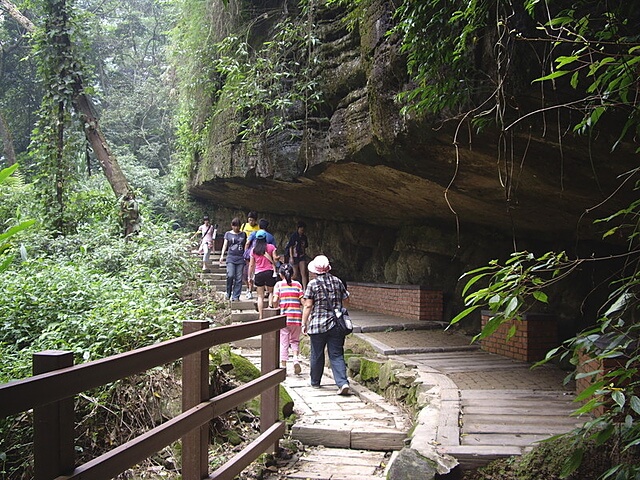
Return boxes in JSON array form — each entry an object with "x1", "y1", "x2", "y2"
[{"x1": 248, "y1": 229, "x2": 279, "y2": 319}]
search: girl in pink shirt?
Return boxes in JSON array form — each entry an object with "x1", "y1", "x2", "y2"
[{"x1": 249, "y1": 230, "x2": 278, "y2": 319}]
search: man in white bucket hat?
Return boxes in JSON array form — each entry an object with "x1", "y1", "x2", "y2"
[{"x1": 302, "y1": 255, "x2": 351, "y2": 395}]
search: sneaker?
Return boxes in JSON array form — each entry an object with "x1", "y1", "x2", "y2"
[
  {"x1": 293, "y1": 362, "x2": 301, "y2": 375},
  {"x1": 245, "y1": 291, "x2": 252, "y2": 299},
  {"x1": 309, "y1": 382, "x2": 321, "y2": 389},
  {"x1": 337, "y1": 384, "x2": 350, "y2": 396}
]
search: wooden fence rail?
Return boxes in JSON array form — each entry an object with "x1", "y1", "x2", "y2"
[{"x1": 0, "y1": 315, "x2": 287, "y2": 480}]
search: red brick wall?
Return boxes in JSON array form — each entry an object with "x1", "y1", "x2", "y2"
[
  {"x1": 347, "y1": 283, "x2": 443, "y2": 321},
  {"x1": 576, "y1": 349, "x2": 638, "y2": 417},
  {"x1": 480, "y1": 312, "x2": 557, "y2": 362}
]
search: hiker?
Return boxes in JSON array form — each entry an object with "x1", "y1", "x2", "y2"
[
  {"x1": 302, "y1": 254, "x2": 350, "y2": 395},
  {"x1": 286, "y1": 220, "x2": 309, "y2": 289},
  {"x1": 192, "y1": 215, "x2": 216, "y2": 272},
  {"x1": 273, "y1": 263, "x2": 304, "y2": 375},
  {"x1": 218, "y1": 218, "x2": 247, "y2": 301},
  {"x1": 241, "y1": 212, "x2": 260, "y2": 299},
  {"x1": 246, "y1": 218, "x2": 276, "y2": 246},
  {"x1": 249, "y1": 230, "x2": 278, "y2": 319}
]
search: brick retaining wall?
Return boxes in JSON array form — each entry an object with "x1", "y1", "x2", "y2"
[
  {"x1": 576, "y1": 348, "x2": 639, "y2": 417},
  {"x1": 347, "y1": 282, "x2": 443, "y2": 322},
  {"x1": 480, "y1": 311, "x2": 558, "y2": 362}
]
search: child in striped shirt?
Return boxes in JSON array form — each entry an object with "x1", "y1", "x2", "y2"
[{"x1": 273, "y1": 263, "x2": 304, "y2": 375}]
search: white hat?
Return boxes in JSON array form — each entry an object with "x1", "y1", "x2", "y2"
[{"x1": 308, "y1": 255, "x2": 331, "y2": 274}]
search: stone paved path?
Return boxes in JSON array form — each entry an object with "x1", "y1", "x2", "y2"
[
  {"x1": 239, "y1": 350, "x2": 410, "y2": 479},
  {"x1": 198, "y1": 250, "x2": 585, "y2": 476}
]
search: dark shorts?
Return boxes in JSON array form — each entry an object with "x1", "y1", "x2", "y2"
[
  {"x1": 254, "y1": 270, "x2": 277, "y2": 287},
  {"x1": 292, "y1": 255, "x2": 309, "y2": 266}
]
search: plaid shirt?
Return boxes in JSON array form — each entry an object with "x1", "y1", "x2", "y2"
[{"x1": 303, "y1": 273, "x2": 349, "y2": 334}]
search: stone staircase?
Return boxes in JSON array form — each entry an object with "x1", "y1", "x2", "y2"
[
  {"x1": 194, "y1": 248, "x2": 276, "y2": 345},
  {"x1": 191, "y1": 247, "x2": 411, "y2": 478}
]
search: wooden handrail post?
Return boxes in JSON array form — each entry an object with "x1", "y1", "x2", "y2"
[
  {"x1": 182, "y1": 320, "x2": 210, "y2": 480},
  {"x1": 260, "y1": 313, "x2": 280, "y2": 454},
  {"x1": 33, "y1": 350, "x2": 74, "y2": 480}
]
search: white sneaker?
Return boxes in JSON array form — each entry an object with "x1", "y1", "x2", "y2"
[
  {"x1": 337, "y1": 384, "x2": 350, "y2": 396},
  {"x1": 245, "y1": 291, "x2": 252, "y2": 299}
]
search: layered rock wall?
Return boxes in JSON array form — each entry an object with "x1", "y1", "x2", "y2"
[{"x1": 188, "y1": 0, "x2": 636, "y2": 335}]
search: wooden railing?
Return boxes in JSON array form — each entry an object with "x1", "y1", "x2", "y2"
[{"x1": 0, "y1": 315, "x2": 287, "y2": 480}]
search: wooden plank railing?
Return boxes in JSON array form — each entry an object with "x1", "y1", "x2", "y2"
[{"x1": 0, "y1": 315, "x2": 287, "y2": 480}]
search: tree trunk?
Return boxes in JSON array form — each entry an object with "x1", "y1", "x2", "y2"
[
  {"x1": 1, "y1": 0, "x2": 140, "y2": 237},
  {"x1": 0, "y1": 111, "x2": 17, "y2": 166}
]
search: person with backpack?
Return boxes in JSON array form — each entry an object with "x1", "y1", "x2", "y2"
[
  {"x1": 273, "y1": 263, "x2": 304, "y2": 375},
  {"x1": 248, "y1": 230, "x2": 278, "y2": 319},
  {"x1": 241, "y1": 212, "x2": 260, "y2": 299},
  {"x1": 218, "y1": 218, "x2": 247, "y2": 301},
  {"x1": 302, "y1": 255, "x2": 351, "y2": 395},
  {"x1": 286, "y1": 220, "x2": 309, "y2": 289}
]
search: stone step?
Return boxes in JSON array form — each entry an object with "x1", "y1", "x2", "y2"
[
  {"x1": 264, "y1": 447, "x2": 389, "y2": 479},
  {"x1": 230, "y1": 335, "x2": 262, "y2": 349},
  {"x1": 241, "y1": 353, "x2": 410, "y2": 455},
  {"x1": 230, "y1": 311, "x2": 261, "y2": 322},
  {"x1": 229, "y1": 299, "x2": 257, "y2": 310}
]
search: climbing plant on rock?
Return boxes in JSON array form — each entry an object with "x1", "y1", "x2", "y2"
[{"x1": 172, "y1": 0, "x2": 322, "y2": 171}]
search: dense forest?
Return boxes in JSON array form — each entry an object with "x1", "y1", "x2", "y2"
[{"x1": 1, "y1": 0, "x2": 639, "y2": 478}]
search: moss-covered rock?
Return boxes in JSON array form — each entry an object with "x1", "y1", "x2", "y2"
[
  {"x1": 379, "y1": 360, "x2": 404, "y2": 389},
  {"x1": 359, "y1": 357, "x2": 384, "y2": 382},
  {"x1": 209, "y1": 344, "x2": 294, "y2": 420},
  {"x1": 347, "y1": 355, "x2": 362, "y2": 376}
]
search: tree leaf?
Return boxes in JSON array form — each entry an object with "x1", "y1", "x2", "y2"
[
  {"x1": 532, "y1": 291, "x2": 548, "y2": 303},
  {"x1": 532, "y1": 70, "x2": 570, "y2": 83},
  {"x1": 611, "y1": 390, "x2": 625, "y2": 409},
  {"x1": 449, "y1": 305, "x2": 479, "y2": 325}
]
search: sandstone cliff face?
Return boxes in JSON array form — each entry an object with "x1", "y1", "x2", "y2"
[{"x1": 187, "y1": 0, "x2": 636, "y2": 333}]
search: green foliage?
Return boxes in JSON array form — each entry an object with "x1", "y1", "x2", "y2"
[
  {"x1": 451, "y1": 251, "x2": 561, "y2": 341},
  {"x1": 170, "y1": 0, "x2": 232, "y2": 168},
  {"x1": 454, "y1": 249, "x2": 639, "y2": 478},
  {"x1": 447, "y1": 4, "x2": 640, "y2": 477},
  {"x1": 0, "y1": 2, "x2": 41, "y2": 155},
  {"x1": 391, "y1": 0, "x2": 494, "y2": 116},
  {"x1": 26, "y1": 0, "x2": 93, "y2": 234},
  {"x1": 212, "y1": 17, "x2": 321, "y2": 144},
  {"x1": 171, "y1": 0, "x2": 322, "y2": 170},
  {"x1": 530, "y1": 3, "x2": 640, "y2": 149},
  {"x1": 472, "y1": 433, "x2": 639, "y2": 480},
  {"x1": 0, "y1": 164, "x2": 35, "y2": 272},
  {"x1": 86, "y1": 0, "x2": 177, "y2": 174},
  {"x1": 0, "y1": 219, "x2": 207, "y2": 382}
]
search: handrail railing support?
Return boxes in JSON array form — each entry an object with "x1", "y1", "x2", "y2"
[
  {"x1": 33, "y1": 350, "x2": 75, "y2": 480},
  {"x1": 182, "y1": 320, "x2": 210, "y2": 480},
  {"x1": 260, "y1": 308, "x2": 280, "y2": 454}
]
